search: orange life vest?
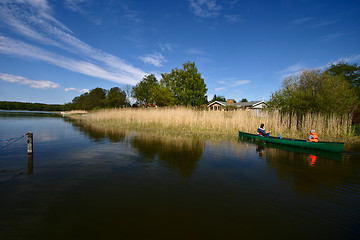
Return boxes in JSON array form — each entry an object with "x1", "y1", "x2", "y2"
[{"x1": 310, "y1": 132, "x2": 319, "y2": 142}]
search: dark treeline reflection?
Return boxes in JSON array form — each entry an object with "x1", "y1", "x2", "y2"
[
  {"x1": 131, "y1": 133, "x2": 204, "y2": 177},
  {"x1": 256, "y1": 142, "x2": 360, "y2": 197},
  {"x1": 0, "y1": 110, "x2": 60, "y2": 119},
  {"x1": 71, "y1": 120, "x2": 205, "y2": 177},
  {"x1": 70, "y1": 120, "x2": 126, "y2": 142}
]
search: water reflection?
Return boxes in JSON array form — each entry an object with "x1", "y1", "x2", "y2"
[
  {"x1": 1, "y1": 113, "x2": 360, "y2": 239},
  {"x1": 72, "y1": 122, "x2": 205, "y2": 177},
  {"x1": 0, "y1": 110, "x2": 60, "y2": 118},
  {"x1": 27, "y1": 153, "x2": 33, "y2": 175},
  {"x1": 131, "y1": 133, "x2": 204, "y2": 177},
  {"x1": 251, "y1": 142, "x2": 360, "y2": 198},
  {"x1": 256, "y1": 144, "x2": 324, "y2": 167},
  {"x1": 254, "y1": 141, "x2": 343, "y2": 162},
  {"x1": 308, "y1": 154, "x2": 317, "y2": 167},
  {"x1": 70, "y1": 120, "x2": 126, "y2": 142},
  {"x1": 256, "y1": 145, "x2": 265, "y2": 158}
]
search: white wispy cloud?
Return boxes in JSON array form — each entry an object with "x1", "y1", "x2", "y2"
[
  {"x1": 232, "y1": 80, "x2": 251, "y2": 86},
  {"x1": 225, "y1": 0, "x2": 239, "y2": 8},
  {"x1": 277, "y1": 63, "x2": 305, "y2": 74},
  {"x1": 343, "y1": 54, "x2": 360, "y2": 63},
  {"x1": 189, "y1": 0, "x2": 221, "y2": 18},
  {"x1": 291, "y1": 17, "x2": 314, "y2": 25},
  {"x1": 0, "y1": 35, "x2": 143, "y2": 85},
  {"x1": 64, "y1": 0, "x2": 103, "y2": 25},
  {"x1": 65, "y1": 87, "x2": 89, "y2": 93},
  {"x1": 317, "y1": 54, "x2": 360, "y2": 70},
  {"x1": 159, "y1": 43, "x2": 175, "y2": 52},
  {"x1": 277, "y1": 55, "x2": 360, "y2": 79},
  {"x1": 187, "y1": 48, "x2": 207, "y2": 55},
  {"x1": 215, "y1": 87, "x2": 226, "y2": 91},
  {"x1": 217, "y1": 79, "x2": 250, "y2": 86},
  {"x1": 311, "y1": 20, "x2": 337, "y2": 28},
  {"x1": 0, "y1": 73, "x2": 60, "y2": 89},
  {"x1": 224, "y1": 14, "x2": 246, "y2": 23},
  {"x1": 139, "y1": 53, "x2": 166, "y2": 67},
  {"x1": 65, "y1": 0, "x2": 143, "y2": 30},
  {"x1": 320, "y1": 32, "x2": 347, "y2": 42},
  {"x1": 290, "y1": 18, "x2": 337, "y2": 30},
  {"x1": 64, "y1": 0, "x2": 87, "y2": 13},
  {"x1": 215, "y1": 78, "x2": 250, "y2": 92},
  {"x1": 0, "y1": 0, "x2": 146, "y2": 85}
]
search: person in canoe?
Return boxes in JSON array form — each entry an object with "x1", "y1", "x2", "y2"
[
  {"x1": 308, "y1": 129, "x2": 319, "y2": 142},
  {"x1": 257, "y1": 123, "x2": 271, "y2": 137}
]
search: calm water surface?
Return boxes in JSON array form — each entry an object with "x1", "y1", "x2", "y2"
[{"x1": 0, "y1": 111, "x2": 359, "y2": 239}]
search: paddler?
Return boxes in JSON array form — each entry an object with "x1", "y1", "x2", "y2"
[
  {"x1": 257, "y1": 123, "x2": 271, "y2": 137},
  {"x1": 308, "y1": 129, "x2": 319, "y2": 142}
]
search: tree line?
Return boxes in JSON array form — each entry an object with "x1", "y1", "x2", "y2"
[
  {"x1": 0, "y1": 87, "x2": 129, "y2": 112},
  {"x1": 67, "y1": 61, "x2": 208, "y2": 110},
  {"x1": 210, "y1": 95, "x2": 248, "y2": 103},
  {"x1": 68, "y1": 87, "x2": 128, "y2": 110},
  {"x1": 132, "y1": 61, "x2": 207, "y2": 107},
  {"x1": 0, "y1": 61, "x2": 208, "y2": 111},
  {"x1": 0, "y1": 101, "x2": 66, "y2": 111},
  {"x1": 267, "y1": 61, "x2": 360, "y2": 123}
]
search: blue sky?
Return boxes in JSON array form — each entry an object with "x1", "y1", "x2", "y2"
[{"x1": 0, "y1": 0, "x2": 359, "y2": 104}]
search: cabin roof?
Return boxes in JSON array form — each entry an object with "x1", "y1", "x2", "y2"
[
  {"x1": 207, "y1": 101, "x2": 230, "y2": 107},
  {"x1": 207, "y1": 100, "x2": 266, "y2": 108}
]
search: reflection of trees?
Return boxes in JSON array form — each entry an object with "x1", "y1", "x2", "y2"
[
  {"x1": 70, "y1": 120, "x2": 126, "y2": 142},
  {"x1": 131, "y1": 134, "x2": 204, "y2": 177},
  {"x1": 0, "y1": 111, "x2": 61, "y2": 119},
  {"x1": 68, "y1": 118, "x2": 204, "y2": 177},
  {"x1": 260, "y1": 144, "x2": 360, "y2": 198}
]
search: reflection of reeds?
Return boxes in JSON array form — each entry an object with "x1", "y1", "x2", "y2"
[
  {"x1": 72, "y1": 122, "x2": 205, "y2": 177},
  {"x1": 74, "y1": 108, "x2": 353, "y2": 142},
  {"x1": 77, "y1": 122, "x2": 205, "y2": 150}
]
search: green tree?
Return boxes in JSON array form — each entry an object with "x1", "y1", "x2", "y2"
[
  {"x1": 325, "y1": 61, "x2": 360, "y2": 123},
  {"x1": 211, "y1": 95, "x2": 226, "y2": 102},
  {"x1": 240, "y1": 98, "x2": 248, "y2": 102},
  {"x1": 71, "y1": 88, "x2": 107, "y2": 110},
  {"x1": 71, "y1": 93, "x2": 88, "y2": 110},
  {"x1": 107, "y1": 87, "x2": 126, "y2": 108},
  {"x1": 132, "y1": 74, "x2": 159, "y2": 105},
  {"x1": 87, "y1": 88, "x2": 107, "y2": 110},
  {"x1": 268, "y1": 69, "x2": 358, "y2": 114},
  {"x1": 326, "y1": 61, "x2": 360, "y2": 89},
  {"x1": 161, "y1": 61, "x2": 207, "y2": 106},
  {"x1": 149, "y1": 84, "x2": 175, "y2": 106}
]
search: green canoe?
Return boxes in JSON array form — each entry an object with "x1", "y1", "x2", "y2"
[{"x1": 238, "y1": 131, "x2": 344, "y2": 152}]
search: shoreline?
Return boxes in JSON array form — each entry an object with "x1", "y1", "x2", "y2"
[{"x1": 70, "y1": 108, "x2": 360, "y2": 143}]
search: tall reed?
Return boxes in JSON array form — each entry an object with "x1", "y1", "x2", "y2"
[{"x1": 76, "y1": 108, "x2": 353, "y2": 141}]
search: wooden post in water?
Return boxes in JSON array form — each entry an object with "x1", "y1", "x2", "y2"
[{"x1": 27, "y1": 132, "x2": 33, "y2": 154}]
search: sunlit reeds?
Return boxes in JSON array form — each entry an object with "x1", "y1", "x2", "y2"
[{"x1": 75, "y1": 107, "x2": 353, "y2": 142}]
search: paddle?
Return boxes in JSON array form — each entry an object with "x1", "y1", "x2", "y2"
[{"x1": 278, "y1": 134, "x2": 282, "y2": 139}]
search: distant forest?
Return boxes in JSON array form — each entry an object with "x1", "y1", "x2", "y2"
[{"x1": 0, "y1": 101, "x2": 70, "y2": 111}]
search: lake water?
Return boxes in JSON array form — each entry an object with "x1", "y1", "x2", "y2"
[{"x1": 0, "y1": 111, "x2": 359, "y2": 240}]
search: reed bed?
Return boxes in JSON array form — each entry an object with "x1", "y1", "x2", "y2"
[{"x1": 75, "y1": 107, "x2": 354, "y2": 142}]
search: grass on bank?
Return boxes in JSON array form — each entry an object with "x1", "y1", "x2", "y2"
[{"x1": 72, "y1": 107, "x2": 356, "y2": 142}]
